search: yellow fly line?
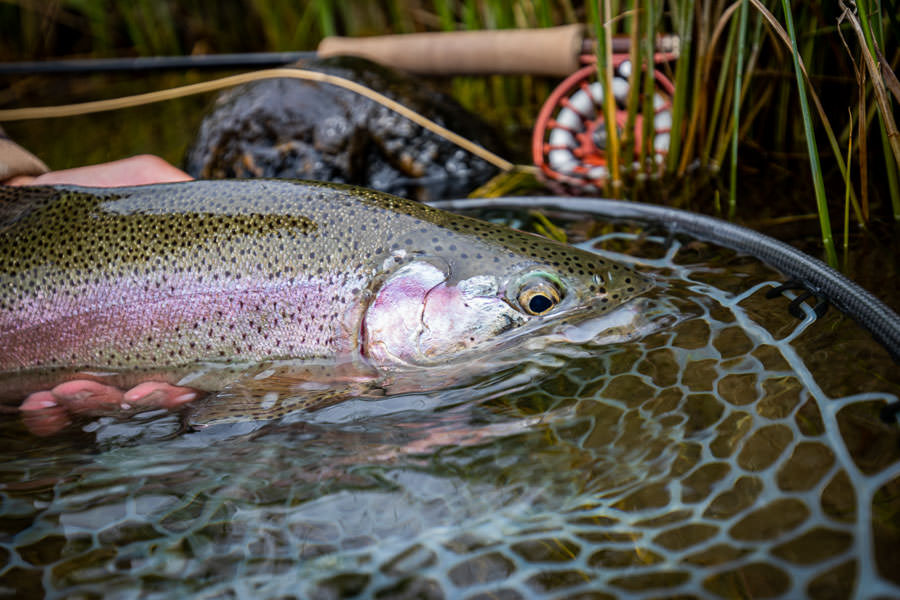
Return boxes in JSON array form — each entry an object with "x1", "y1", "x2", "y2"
[{"x1": 0, "y1": 67, "x2": 528, "y2": 173}]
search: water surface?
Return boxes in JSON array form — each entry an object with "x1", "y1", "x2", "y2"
[{"x1": 1, "y1": 210, "x2": 898, "y2": 599}]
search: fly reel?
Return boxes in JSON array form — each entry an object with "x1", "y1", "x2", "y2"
[{"x1": 532, "y1": 56, "x2": 676, "y2": 193}]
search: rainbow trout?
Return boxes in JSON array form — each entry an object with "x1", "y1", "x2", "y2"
[{"x1": 0, "y1": 180, "x2": 651, "y2": 417}]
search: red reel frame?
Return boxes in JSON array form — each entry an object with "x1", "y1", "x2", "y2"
[{"x1": 532, "y1": 54, "x2": 676, "y2": 193}]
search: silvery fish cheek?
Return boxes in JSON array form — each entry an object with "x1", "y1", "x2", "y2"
[{"x1": 364, "y1": 263, "x2": 529, "y2": 366}]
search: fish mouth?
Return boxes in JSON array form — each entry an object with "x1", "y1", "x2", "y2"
[{"x1": 461, "y1": 292, "x2": 663, "y2": 360}]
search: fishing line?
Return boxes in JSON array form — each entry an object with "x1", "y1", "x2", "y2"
[{"x1": 0, "y1": 67, "x2": 525, "y2": 173}]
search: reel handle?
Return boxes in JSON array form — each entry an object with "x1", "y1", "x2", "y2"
[{"x1": 317, "y1": 24, "x2": 585, "y2": 77}]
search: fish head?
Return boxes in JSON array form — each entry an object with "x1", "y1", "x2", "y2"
[{"x1": 361, "y1": 223, "x2": 653, "y2": 367}]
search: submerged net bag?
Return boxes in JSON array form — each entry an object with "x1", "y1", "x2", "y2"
[{"x1": 1, "y1": 197, "x2": 898, "y2": 599}]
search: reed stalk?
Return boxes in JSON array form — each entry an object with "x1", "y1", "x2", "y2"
[
  {"x1": 749, "y1": 0, "x2": 864, "y2": 226},
  {"x1": 388, "y1": 0, "x2": 415, "y2": 33},
  {"x1": 772, "y1": 70, "x2": 791, "y2": 150},
  {"x1": 700, "y1": 12, "x2": 738, "y2": 168},
  {"x1": 727, "y1": 0, "x2": 748, "y2": 218},
  {"x1": 858, "y1": 69, "x2": 870, "y2": 221},
  {"x1": 780, "y1": 0, "x2": 838, "y2": 267},
  {"x1": 736, "y1": 74, "x2": 773, "y2": 140},
  {"x1": 590, "y1": 0, "x2": 622, "y2": 194},
  {"x1": 676, "y1": 0, "x2": 723, "y2": 175},
  {"x1": 314, "y1": 0, "x2": 336, "y2": 37},
  {"x1": 535, "y1": 0, "x2": 554, "y2": 26},
  {"x1": 714, "y1": 8, "x2": 763, "y2": 167},
  {"x1": 665, "y1": 0, "x2": 694, "y2": 173},
  {"x1": 119, "y1": 0, "x2": 180, "y2": 56},
  {"x1": 559, "y1": 0, "x2": 577, "y2": 23},
  {"x1": 621, "y1": 0, "x2": 642, "y2": 166},
  {"x1": 837, "y1": 8, "x2": 871, "y2": 223},
  {"x1": 604, "y1": 0, "x2": 623, "y2": 193},
  {"x1": 851, "y1": 0, "x2": 900, "y2": 221},
  {"x1": 434, "y1": 0, "x2": 455, "y2": 29},
  {"x1": 640, "y1": 0, "x2": 659, "y2": 171},
  {"x1": 294, "y1": 5, "x2": 319, "y2": 49},
  {"x1": 844, "y1": 110, "x2": 853, "y2": 270}
]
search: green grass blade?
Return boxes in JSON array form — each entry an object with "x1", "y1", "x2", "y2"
[
  {"x1": 676, "y1": 0, "x2": 720, "y2": 175},
  {"x1": 862, "y1": 2, "x2": 900, "y2": 220},
  {"x1": 590, "y1": 0, "x2": 622, "y2": 194},
  {"x1": 846, "y1": 0, "x2": 900, "y2": 220},
  {"x1": 388, "y1": 0, "x2": 414, "y2": 33},
  {"x1": 315, "y1": 0, "x2": 337, "y2": 38},
  {"x1": 665, "y1": 0, "x2": 694, "y2": 173},
  {"x1": 780, "y1": 0, "x2": 837, "y2": 267},
  {"x1": 462, "y1": 0, "x2": 480, "y2": 29},
  {"x1": 749, "y1": 0, "x2": 864, "y2": 227},
  {"x1": 844, "y1": 109, "x2": 853, "y2": 270},
  {"x1": 621, "y1": 0, "x2": 642, "y2": 166},
  {"x1": 434, "y1": 0, "x2": 456, "y2": 30},
  {"x1": 878, "y1": 121, "x2": 900, "y2": 220},
  {"x1": 701, "y1": 15, "x2": 738, "y2": 167},
  {"x1": 535, "y1": 0, "x2": 553, "y2": 27},
  {"x1": 728, "y1": 0, "x2": 749, "y2": 219},
  {"x1": 640, "y1": 0, "x2": 659, "y2": 170}
]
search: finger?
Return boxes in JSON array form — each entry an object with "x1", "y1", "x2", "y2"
[{"x1": 123, "y1": 382, "x2": 199, "y2": 409}]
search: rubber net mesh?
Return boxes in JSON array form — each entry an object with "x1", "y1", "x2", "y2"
[{"x1": 1, "y1": 214, "x2": 898, "y2": 599}]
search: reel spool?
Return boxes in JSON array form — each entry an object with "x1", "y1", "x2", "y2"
[{"x1": 532, "y1": 55, "x2": 676, "y2": 193}]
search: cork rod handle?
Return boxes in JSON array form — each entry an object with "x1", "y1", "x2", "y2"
[{"x1": 317, "y1": 24, "x2": 586, "y2": 77}]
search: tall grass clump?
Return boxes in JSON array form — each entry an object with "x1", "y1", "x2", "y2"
[{"x1": 590, "y1": 0, "x2": 896, "y2": 264}]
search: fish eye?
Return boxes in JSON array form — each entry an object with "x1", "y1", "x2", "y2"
[{"x1": 516, "y1": 275, "x2": 562, "y2": 316}]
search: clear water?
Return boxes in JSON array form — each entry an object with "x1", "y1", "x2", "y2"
[{"x1": 1, "y1": 212, "x2": 898, "y2": 599}]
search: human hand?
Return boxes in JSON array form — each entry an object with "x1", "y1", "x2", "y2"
[
  {"x1": 20, "y1": 379, "x2": 200, "y2": 437},
  {"x1": 4, "y1": 154, "x2": 193, "y2": 187},
  {"x1": 6, "y1": 153, "x2": 197, "y2": 435}
]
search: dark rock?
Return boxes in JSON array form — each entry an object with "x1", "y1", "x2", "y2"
[{"x1": 185, "y1": 57, "x2": 505, "y2": 201}]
